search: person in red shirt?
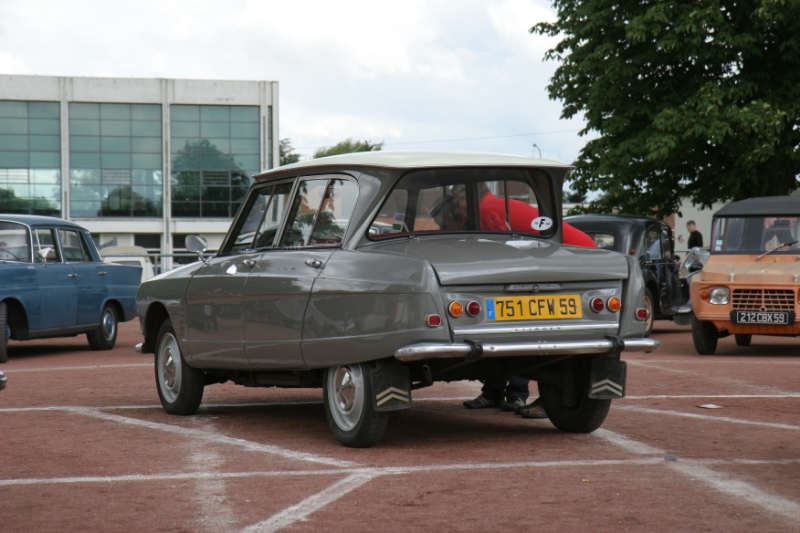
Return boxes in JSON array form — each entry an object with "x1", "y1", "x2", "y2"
[
  {"x1": 451, "y1": 184, "x2": 597, "y2": 247},
  {"x1": 455, "y1": 183, "x2": 597, "y2": 418}
]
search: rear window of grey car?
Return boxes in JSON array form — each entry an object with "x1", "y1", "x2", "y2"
[
  {"x1": 369, "y1": 167, "x2": 557, "y2": 239},
  {"x1": 225, "y1": 176, "x2": 358, "y2": 254}
]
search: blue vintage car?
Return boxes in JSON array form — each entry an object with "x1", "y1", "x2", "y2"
[{"x1": 0, "y1": 214, "x2": 141, "y2": 362}]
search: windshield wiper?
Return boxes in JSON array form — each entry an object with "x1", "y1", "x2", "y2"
[{"x1": 756, "y1": 240, "x2": 798, "y2": 261}]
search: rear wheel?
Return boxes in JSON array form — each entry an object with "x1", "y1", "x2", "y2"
[
  {"x1": 155, "y1": 320, "x2": 204, "y2": 415},
  {"x1": 0, "y1": 302, "x2": 8, "y2": 363},
  {"x1": 691, "y1": 315, "x2": 718, "y2": 355},
  {"x1": 735, "y1": 334, "x2": 752, "y2": 347},
  {"x1": 538, "y1": 356, "x2": 611, "y2": 433},
  {"x1": 323, "y1": 362, "x2": 389, "y2": 448},
  {"x1": 87, "y1": 304, "x2": 118, "y2": 350}
]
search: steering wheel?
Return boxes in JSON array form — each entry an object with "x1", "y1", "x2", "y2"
[{"x1": 0, "y1": 249, "x2": 21, "y2": 261}]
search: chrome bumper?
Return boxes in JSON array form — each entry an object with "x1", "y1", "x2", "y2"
[{"x1": 394, "y1": 337, "x2": 659, "y2": 362}]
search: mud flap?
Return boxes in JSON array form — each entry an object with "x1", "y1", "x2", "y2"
[
  {"x1": 588, "y1": 358, "x2": 627, "y2": 399},
  {"x1": 371, "y1": 364, "x2": 412, "y2": 412}
]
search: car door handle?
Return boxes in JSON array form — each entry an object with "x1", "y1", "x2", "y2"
[
  {"x1": 242, "y1": 259, "x2": 257, "y2": 268},
  {"x1": 98, "y1": 271, "x2": 107, "y2": 276},
  {"x1": 305, "y1": 259, "x2": 323, "y2": 268},
  {"x1": 67, "y1": 273, "x2": 77, "y2": 278}
]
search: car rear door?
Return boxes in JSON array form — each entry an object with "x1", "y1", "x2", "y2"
[
  {"x1": 31, "y1": 227, "x2": 78, "y2": 330},
  {"x1": 58, "y1": 227, "x2": 109, "y2": 326}
]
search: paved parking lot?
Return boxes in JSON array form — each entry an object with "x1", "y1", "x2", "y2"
[{"x1": 1, "y1": 320, "x2": 798, "y2": 532}]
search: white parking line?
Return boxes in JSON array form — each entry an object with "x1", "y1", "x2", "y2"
[
  {"x1": 617, "y1": 405, "x2": 800, "y2": 431},
  {"x1": 596, "y1": 429, "x2": 800, "y2": 523},
  {"x1": 241, "y1": 472, "x2": 380, "y2": 533}
]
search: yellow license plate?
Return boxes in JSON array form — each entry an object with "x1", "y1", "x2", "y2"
[{"x1": 486, "y1": 295, "x2": 582, "y2": 321}]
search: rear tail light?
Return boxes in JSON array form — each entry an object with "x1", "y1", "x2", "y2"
[
  {"x1": 635, "y1": 308, "x2": 649, "y2": 321},
  {"x1": 465, "y1": 300, "x2": 481, "y2": 317},
  {"x1": 590, "y1": 297, "x2": 605, "y2": 313},
  {"x1": 426, "y1": 314, "x2": 442, "y2": 327}
]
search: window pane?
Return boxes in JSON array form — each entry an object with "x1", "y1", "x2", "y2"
[
  {"x1": 29, "y1": 135, "x2": 60, "y2": 151},
  {"x1": 171, "y1": 122, "x2": 199, "y2": 137},
  {"x1": 0, "y1": 118, "x2": 28, "y2": 134},
  {"x1": 33, "y1": 153, "x2": 62, "y2": 169},
  {"x1": 101, "y1": 136, "x2": 131, "y2": 152},
  {"x1": 171, "y1": 105, "x2": 200, "y2": 121},
  {"x1": 0, "y1": 152, "x2": 28, "y2": 166},
  {"x1": 70, "y1": 103, "x2": 100, "y2": 119},
  {"x1": 101, "y1": 120, "x2": 131, "y2": 136},
  {"x1": 0, "y1": 134, "x2": 27, "y2": 150},
  {"x1": 201, "y1": 106, "x2": 229, "y2": 122},
  {"x1": 231, "y1": 106, "x2": 258, "y2": 122},
  {"x1": 29, "y1": 119, "x2": 59, "y2": 135},
  {"x1": 131, "y1": 137, "x2": 161, "y2": 153},
  {"x1": 201, "y1": 122, "x2": 229, "y2": 137},
  {"x1": 101, "y1": 153, "x2": 131, "y2": 168},
  {"x1": 132, "y1": 120, "x2": 161, "y2": 136},
  {"x1": 29, "y1": 102, "x2": 60, "y2": 119},
  {"x1": 70, "y1": 120, "x2": 100, "y2": 136},
  {"x1": 100, "y1": 104, "x2": 130, "y2": 120},
  {"x1": 0, "y1": 101, "x2": 27, "y2": 118},
  {"x1": 231, "y1": 138, "x2": 259, "y2": 154},
  {"x1": 131, "y1": 105, "x2": 160, "y2": 120},
  {"x1": 71, "y1": 152, "x2": 101, "y2": 167},
  {"x1": 231, "y1": 122, "x2": 258, "y2": 138},
  {"x1": 71, "y1": 136, "x2": 101, "y2": 152},
  {"x1": 132, "y1": 153, "x2": 161, "y2": 168}
]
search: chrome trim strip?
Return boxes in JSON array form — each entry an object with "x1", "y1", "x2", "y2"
[
  {"x1": 394, "y1": 338, "x2": 660, "y2": 362},
  {"x1": 452, "y1": 322, "x2": 618, "y2": 336}
]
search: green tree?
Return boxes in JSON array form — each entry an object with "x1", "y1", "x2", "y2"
[
  {"x1": 280, "y1": 138, "x2": 301, "y2": 166},
  {"x1": 533, "y1": 1, "x2": 800, "y2": 217},
  {"x1": 313, "y1": 138, "x2": 383, "y2": 159}
]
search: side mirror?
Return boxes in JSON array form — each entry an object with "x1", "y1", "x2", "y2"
[
  {"x1": 185, "y1": 235, "x2": 208, "y2": 264},
  {"x1": 687, "y1": 261, "x2": 703, "y2": 273}
]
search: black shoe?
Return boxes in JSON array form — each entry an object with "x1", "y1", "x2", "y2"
[
  {"x1": 517, "y1": 398, "x2": 548, "y2": 419},
  {"x1": 463, "y1": 395, "x2": 501, "y2": 409},
  {"x1": 501, "y1": 398, "x2": 525, "y2": 412}
]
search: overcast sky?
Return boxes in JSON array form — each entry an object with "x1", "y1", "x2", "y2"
[{"x1": 0, "y1": 0, "x2": 589, "y2": 169}]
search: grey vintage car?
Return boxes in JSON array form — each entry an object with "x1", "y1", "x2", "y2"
[
  {"x1": 135, "y1": 151, "x2": 658, "y2": 447},
  {"x1": 1, "y1": 214, "x2": 141, "y2": 362}
]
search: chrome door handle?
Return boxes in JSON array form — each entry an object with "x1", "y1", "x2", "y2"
[
  {"x1": 67, "y1": 273, "x2": 77, "y2": 278},
  {"x1": 98, "y1": 271, "x2": 107, "y2": 276},
  {"x1": 305, "y1": 259, "x2": 323, "y2": 268},
  {"x1": 242, "y1": 259, "x2": 257, "y2": 268}
]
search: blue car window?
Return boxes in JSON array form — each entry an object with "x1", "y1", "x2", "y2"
[
  {"x1": 35, "y1": 228, "x2": 61, "y2": 262},
  {"x1": 59, "y1": 229, "x2": 91, "y2": 262}
]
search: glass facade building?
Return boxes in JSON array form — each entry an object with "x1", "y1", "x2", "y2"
[{"x1": 0, "y1": 75, "x2": 279, "y2": 269}]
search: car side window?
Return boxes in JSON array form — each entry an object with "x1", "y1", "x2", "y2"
[
  {"x1": 646, "y1": 228, "x2": 662, "y2": 260},
  {"x1": 59, "y1": 229, "x2": 91, "y2": 262},
  {"x1": 35, "y1": 228, "x2": 61, "y2": 262},
  {"x1": 279, "y1": 177, "x2": 358, "y2": 248},
  {"x1": 0, "y1": 222, "x2": 31, "y2": 262},
  {"x1": 225, "y1": 182, "x2": 293, "y2": 255}
]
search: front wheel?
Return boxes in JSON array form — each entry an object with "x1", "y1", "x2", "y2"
[
  {"x1": 155, "y1": 320, "x2": 204, "y2": 415},
  {"x1": 691, "y1": 315, "x2": 718, "y2": 355},
  {"x1": 538, "y1": 357, "x2": 611, "y2": 433},
  {"x1": 87, "y1": 304, "x2": 118, "y2": 350},
  {"x1": 735, "y1": 334, "x2": 752, "y2": 347},
  {"x1": 323, "y1": 362, "x2": 389, "y2": 448}
]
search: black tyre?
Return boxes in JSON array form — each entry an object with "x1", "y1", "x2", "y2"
[
  {"x1": 0, "y1": 301, "x2": 8, "y2": 363},
  {"x1": 735, "y1": 334, "x2": 752, "y2": 347},
  {"x1": 323, "y1": 362, "x2": 389, "y2": 448},
  {"x1": 87, "y1": 304, "x2": 118, "y2": 350},
  {"x1": 643, "y1": 288, "x2": 655, "y2": 337},
  {"x1": 691, "y1": 315, "x2": 718, "y2": 355},
  {"x1": 155, "y1": 320, "x2": 204, "y2": 415},
  {"x1": 537, "y1": 357, "x2": 611, "y2": 433}
]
